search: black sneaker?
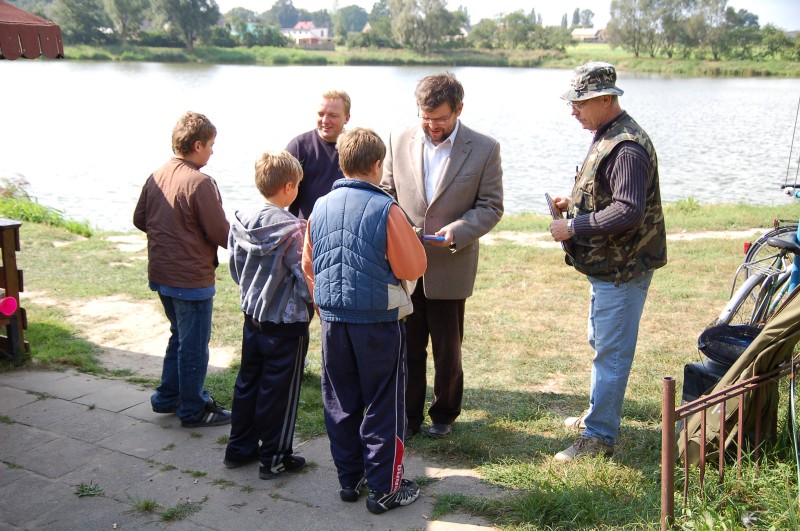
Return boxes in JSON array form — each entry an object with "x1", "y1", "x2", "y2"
[
  {"x1": 339, "y1": 477, "x2": 367, "y2": 502},
  {"x1": 152, "y1": 403, "x2": 179, "y2": 414},
  {"x1": 223, "y1": 451, "x2": 259, "y2": 468},
  {"x1": 366, "y1": 478, "x2": 420, "y2": 514},
  {"x1": 258, "y1": 455, "x2": 306, "y2": 480},
  {"x1": 180, "y1": 399, "x2": 231, "y2": 428}
]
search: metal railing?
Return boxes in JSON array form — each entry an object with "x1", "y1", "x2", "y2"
[{"x1": 660, "y1": 354, "x2": 800, "y2": 529}]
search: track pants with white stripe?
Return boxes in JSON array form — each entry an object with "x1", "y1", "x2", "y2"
[
  {"x1": 226, "y1": 316, "x2": 307, "y2": 469},
  {"x1": 321, "y1": 320, "x2": 407, "y2": 494}
]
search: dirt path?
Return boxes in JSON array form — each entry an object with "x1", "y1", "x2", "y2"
[{"x1": 25, "y1": 229, "x2": 762, "y2": 378}]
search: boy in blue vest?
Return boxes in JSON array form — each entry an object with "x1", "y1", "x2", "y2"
[
  {"x1": 224, "y1": 151, "x2": 312, "y2": 480},
  {"x1": 301, "y1": 128, "x2": 427, "y2": 514}
]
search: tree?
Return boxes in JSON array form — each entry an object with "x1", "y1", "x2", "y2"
[
  {"x1": 658, "y1": 0, "x2": 692, "y2": 59},
  {"x1": 389, "y1": 0, "x2": 417, "y2": 49},
  {"x1": 499, "y1": 10, "x2": 533, "y2": 49},
  {"x1": 104, "y1": 0, "x2": 149, "y2": 47},
  {"x1": 572, "y1": 8, "x2": 579, "y2": 27},
  {"x1": 158, "y1": 0, "x2": 220, "y2": 53},
  {"x1": 580, "y1": 9, "x2": 594, "y2": 28},
  {"x1": 52, "y1": 0, "x2": 112, "y2": 44},
  {"x1": 297, "y1": 9, "x2": 331, "y2": 30},
  {"x1": 416, "y1": 0, "x2": 456, "y2": 52},
  {"x1": 760, "y1": 23, "x2": 792, "y2": 59},
  {"x1": 697, "y1": 0, "x2": 727, "y2": 60},
  {"x1": 467, "y1": 17, "x2": 497, "y2": 49},
  {"x1": 607, "y1": 0, "x2": 651, "y2": 57},
  {"x1": 268, "y1": 0, "x2": 297, "y2": 28},
  {"x1": 561, "y1": 13, "x2": 567, "y2": 29},
  {"x1": 724, "y1": 7, "x2": 760, "y2": 59},
  {"x1": 333, "y1": 5, "x2": 368, "y2": 42}
]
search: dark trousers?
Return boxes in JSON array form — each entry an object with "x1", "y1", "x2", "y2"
[
  {"x1": 226, "y1": 316, "x2": 307, "y2": 469},
  {"x1": 321, "y1": 320, "x2": 406, "y2": 494},
  {"x1": 405, "y1": 281, "x2": 465, "y2": 431}
]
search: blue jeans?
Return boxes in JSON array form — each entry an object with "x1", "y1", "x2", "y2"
[
  {"x1": 582, "y1": 271, "x2": 653, "y2": 446},
  {"x1": 150, "y1": 294, "x2": 213, "y2": 421}
]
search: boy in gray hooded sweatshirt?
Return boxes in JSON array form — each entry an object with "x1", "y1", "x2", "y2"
[{"x1": 224, "y1": 151, "x2": 312, "y2": 480}]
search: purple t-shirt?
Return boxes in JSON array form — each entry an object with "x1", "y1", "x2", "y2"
[{"x1": 286, "y1": 129, "x2": 344, "y2": 220}]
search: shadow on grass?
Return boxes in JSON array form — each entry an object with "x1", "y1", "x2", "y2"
[{"x1": 0, "y1": 319, "x2": 101, "y2": 373}]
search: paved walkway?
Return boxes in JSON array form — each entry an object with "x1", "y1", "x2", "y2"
[{"x1": 0, "y1": 369, "x2": 498, "y2": 530}]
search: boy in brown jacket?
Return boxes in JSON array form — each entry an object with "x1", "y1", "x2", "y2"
[{"x1": 133, "y1": 111, "x2": 231, "y2": 428}]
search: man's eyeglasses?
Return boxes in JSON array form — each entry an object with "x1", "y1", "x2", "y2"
[
  {"x1": 567, "y1": 100, "x2": 589, "y2": 110},
  {"x1": 418, "y1": 110, "x2": 454, "y2": 126}
]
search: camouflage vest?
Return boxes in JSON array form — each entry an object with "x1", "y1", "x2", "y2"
[{"x1": 567, "y1": 113, "x2": 667, "y2": 284}]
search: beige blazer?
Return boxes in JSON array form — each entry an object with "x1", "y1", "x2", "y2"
[{"x1": 381, "y1": 122, "x2": 503, "y2": 299}]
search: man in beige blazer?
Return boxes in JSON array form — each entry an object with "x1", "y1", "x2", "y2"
[{"x1": 381, "y1": 72, "x2": 503, "y2": 439}]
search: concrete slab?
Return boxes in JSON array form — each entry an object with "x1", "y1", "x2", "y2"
[
  {"x1": 0, "y1": 473, "x2": 67, "y2": 528},
  {"x1": 0, "y1": 462, "x2": 32, "y2": 488},
  {"x1": 73, "y1": 383, "x2": 151, "y2": 413},
  {"x1": 48, "y1": 406, "x2": 142, "y2": 443},
  {"x1": 15, "y1": 372, "x2": 118, "y2": 401},
  {"x1": 6, "y1": 395, "x2": 87, "y2": 428},
  {"x1": 120, "y1": 468, "x2": 220, "y2": 508},
  {"x1": 33, "y1": 492, "x2": 140, "y2": 530},
  {"x1": 0, "y1": 422, "x2": 58, "y2": 460},
  {"x1": 95, "y1": 419, "x2": 183, "y2": 459},
  {"x1": 0, "y1": 370, "x2": 499, "y2": 531},
  {"x1": 0, "y1": 369, "x2": 71, "y2": 390},
  {"x1": 11, "y1": 433, "x2": 111, "y2": 479},
  {"x1": 60, "y1": 450, "x2": 160, "y2": 496},
  {"x1": 0, "y1": 384, "x2": 39, "y2": 411}
]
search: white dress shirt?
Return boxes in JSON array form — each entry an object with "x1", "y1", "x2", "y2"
[{"x1": 421, "y1": 121, "x2": 460, "y2": 203}]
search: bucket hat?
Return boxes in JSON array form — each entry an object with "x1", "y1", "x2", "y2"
[{"x1": 561, "y1": 61, "x2": 624, "y2": 101}]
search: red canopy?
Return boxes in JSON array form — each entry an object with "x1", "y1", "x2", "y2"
[{"x1": 0, "y1": 0, "x2": 63, "y2": 60}]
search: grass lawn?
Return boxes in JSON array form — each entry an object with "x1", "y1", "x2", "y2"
[{"x1": 3, "y1": 204, "x2": 799, "y2": 529}]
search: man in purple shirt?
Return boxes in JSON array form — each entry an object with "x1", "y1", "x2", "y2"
[
  {"x1": 286, "y1": 90, "x2": 351, "y2": 220},
  {"x1": 549, "y1": 62, "x2": 667, "y2": 461}
]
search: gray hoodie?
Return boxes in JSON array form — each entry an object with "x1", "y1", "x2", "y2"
[{"x1": 228, "y1": 203, "x2": 311, "y2": 325}]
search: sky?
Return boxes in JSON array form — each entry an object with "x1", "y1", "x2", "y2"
[{"x1": 215, "y1": 0, "x2": 800, "y2": 31}]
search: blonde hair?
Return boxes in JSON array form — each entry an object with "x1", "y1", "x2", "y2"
[
  {"x1": 254, "y1": 151, "x2": 303, "y2": 198},
  {"x1": 336, "y1": 128, "x2": 386, "y2": 177},
  {"x1": 172, "y1": 111, "x2": 216, "y2": 156},
  {"x1": 322, "y1": 90, "x2": 351, "y2": 115}
]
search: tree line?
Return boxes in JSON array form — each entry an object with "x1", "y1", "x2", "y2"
[{"x1": 12, "y1": 0, "x2": 799, "y2": 61}]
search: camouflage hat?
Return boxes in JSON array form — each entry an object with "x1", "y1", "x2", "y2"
[{"x1": 561, "y1": 61, "x2": 624, "y2": 101}]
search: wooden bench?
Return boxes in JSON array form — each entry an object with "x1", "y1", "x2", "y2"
[{"x1": 0, "y1": 218, "x2": 28, "y2": 362}]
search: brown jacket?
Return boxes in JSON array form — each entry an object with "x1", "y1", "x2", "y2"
[
  {"x1": 133, "y1": 157, "x2": 229, "y2": 288},
  {"x1": 381, "y1": 123, "x2": 503, "y2": 299}
]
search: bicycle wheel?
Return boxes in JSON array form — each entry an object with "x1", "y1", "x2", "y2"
[
  {"x1": 745, "y1": 223, "x2": 798, "y2": 267},
  {"x1": 719, "y1": 267, "x2": 791, "y2": 327},
  {"x1": 717, "y1": 271, "x2": 769, "y2": 326}
]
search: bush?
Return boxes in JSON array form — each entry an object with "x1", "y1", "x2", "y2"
[
  {"x1": 136, "y1": 30, "x2": 184, "y2": 48},
  {"x1": 0, "y1": 177, "x2": 92, "y2": 237}
]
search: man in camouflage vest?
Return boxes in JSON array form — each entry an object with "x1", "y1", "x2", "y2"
[{"x1": 549, "y1": 62, "x2": 667, "y2": 461}]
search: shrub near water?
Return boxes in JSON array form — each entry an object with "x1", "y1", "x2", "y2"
[{"x1": 0, "y1": 177, "x2": 92, "y2": 237}]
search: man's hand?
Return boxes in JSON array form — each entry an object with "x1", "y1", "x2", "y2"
[
  {"x1": 426, "y1": 226, "x2": 455, "y2": 248},
  {"x1": 550, "y1": 219, "x2": 570, "y2": 242},
  {"x1": 552, "y1": 196, "x2": 571, "y2": 215}
]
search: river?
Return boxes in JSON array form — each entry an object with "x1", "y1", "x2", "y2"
[{"x1": 1, "y1": 61, "x2": 799, "y2": 232}]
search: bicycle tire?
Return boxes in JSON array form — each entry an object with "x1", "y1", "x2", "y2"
[
  {"x1": 744, "y1": 223, "x2": 798, "y2": 267},
  {"x1": 719, "y1": 267, "x2": 792, "y2": 327},
  {"x1": 717, "y1": 271, "x2": 768, "y2": 326}
]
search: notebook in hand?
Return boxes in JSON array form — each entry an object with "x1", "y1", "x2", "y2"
[{"x1": 545, "y1": 193, "x2": 573, "y2": 258}]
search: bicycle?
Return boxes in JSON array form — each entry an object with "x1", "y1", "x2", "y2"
[
  {"x1": 717, "y1": 96, "x2": 800, "y2": 327},
  {"x1": 716, "y1": 228, "x2": 798, "y2": 326}
]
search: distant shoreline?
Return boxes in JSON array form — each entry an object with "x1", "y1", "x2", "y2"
[{"x1": 62, "y1": 42, "x2": 800, "y2": 78}]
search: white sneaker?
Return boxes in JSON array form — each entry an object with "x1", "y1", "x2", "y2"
[
  {"x1": 554, "y1": 436, "x2": 614, "y2": 462},
  {"x1": 564, "y1": 410, "x2": 589, "y2": 430}
]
